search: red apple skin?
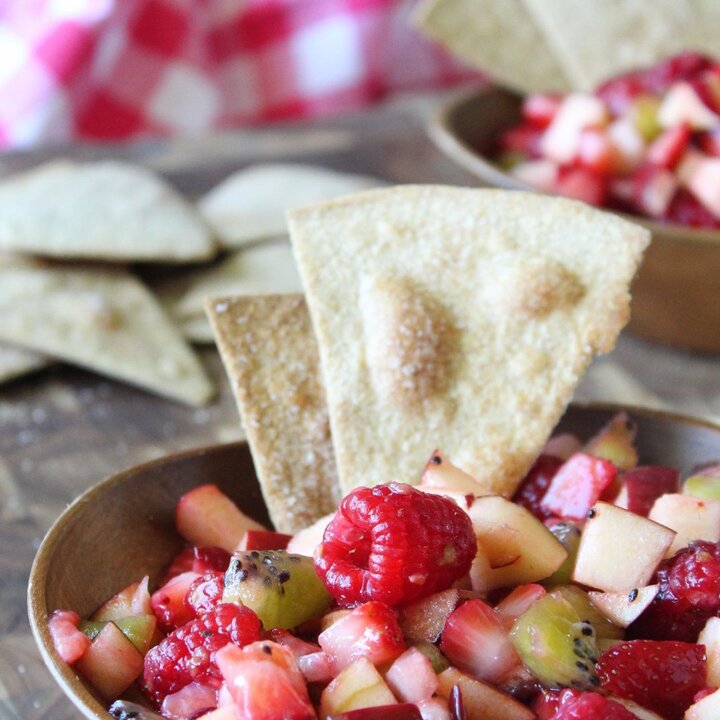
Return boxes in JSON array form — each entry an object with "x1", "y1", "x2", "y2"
[
  {"x1": 621, "y1": 466, "x2": 680, "y2": 516},
  {"x1": 237, "y1": 530, "x2": 292, "y2": 551},
  {"x1": 327, "y1": 705, "x2": 423, "y2": 720}
]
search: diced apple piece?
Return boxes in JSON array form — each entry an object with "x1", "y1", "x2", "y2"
[
  {"x1": 588, "y1": 585, "x2": 658, "y2": 627},
  {"x1": 685, "y1": 687, "x2": 720, "y2": 720},
  {"x1": 417, "y1": 698, "x2": 450, "y2": 720},
  {"x1": 176, "y1": 484, "x2": 266, "y2": 553},
  {"x1": 614, "y1": 466, "x2": 680, "y2": 516},
  {"x1": 572, "y1": 502, "x2": 675, "y2": 592},
  {"x1": 648, "y1": 493, "x2": 720, "y2": 556},
  {"x1": 297, "y1": 650, "x2": 334, "y2": 684},
  {"x1": 386, "y1": 647, "x2": 438, "y2": 703},
  {"x1": 677, "y1": 152, "x2": 720, "y2": 218},
  {"x1": 540, "y1": 453, "x2": 617, "y2": 520},
  {"x1": 320, "y1": 609, "x2": 352, "y2": 633},
  {"x1": 632, "y1": 166, "x2": 679, "y2": 218},
  {"x1": 684, "y1": 464, "x2": 720, "y2": 500},
  {"x1": 196, "y1": 706, "x2": 239, "y2": 720},
  {"x1": 584, "y1": 413, "x2": 638, "y2": 471},
  {"x1": 468, "y1": 496, "x2": 567, "y2": 592},
  {"x1": 541, "y1": 94, "x2": 608, "y2": 163},
  {"x1": 75, "y1": 622, "x2": 144, "y2": 699},
  {"x1": 91, "y1": 576, "x2": 151, "y2": 621},
  {"x1": 399, "y1": 589, "x2": 460, "y2": 644},
  {"x1": 658, "y1": 82, "x2": 720, "y2": 130},
  {"x1": 698, "y1": 617, "x2": 720, "y2": 687},
  {"x1": 494, "y1": 584, "x2": 547, "y2": 629},
  {"x1": 510, "y1": 160, "x2": 558, "y2": 192},
  {"x1": 421, "y1": 450, "x2": 490, "y2": 497},
  {"x1": 608, "y1": 118, "x2": 645, "y2": 172},
  {"x1": 612, "y1": 698, "x2": 664, "y2": 720},
  {"x1": 236, "y1": 530, "x2": 292, "y2": 551},
  {"x1": 286, "y1": 512, "x2": 334, "y2": 556},
  {"x1": 320, "y1": 657, "x2": 397, "y2": 716},
  {"x1": 542, "y1": 433, "x2": 581, "y2": 461},
  {"x1": 436, "y1": 667, "x2": 534, "y2": 720}
]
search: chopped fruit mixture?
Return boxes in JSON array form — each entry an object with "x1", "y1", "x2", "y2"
[
  {"x1": 52, "y1": 413, "x2": 720, "y2": 720},
  {"x1": 497, "y1": 51, "x2": 720, "y2": 228}
]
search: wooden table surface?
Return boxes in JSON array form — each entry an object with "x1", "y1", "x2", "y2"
[{"x1": 2, "y1": 89, "x2": 720, "y2": 719}]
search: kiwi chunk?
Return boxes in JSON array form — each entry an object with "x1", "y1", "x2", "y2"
[
  {"x1": 413, "y1": 641, "x2": 450, "y2": 673},
  {"x1": 223, "y1": 550, "x2": 331, "y2": 630},
  {"x1": 555, "y1": 586, "x2": 623, "y2": 642},
  {"x1": 544, "y1": 521, "x2": 581, "y2": 586},
  {"x1": 510, "y1": 590, "x2": 599, "y2": 690}
]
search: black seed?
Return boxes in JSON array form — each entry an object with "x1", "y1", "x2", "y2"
[
  {"x1": 278, "y1": 570, "x2": 290, "y2": 583},
  {"x1": 590, "y1": 676, "x2": 601, "y2": 686},
  {"x1": 628, "y1": 588, "x2": 639, "y2": 602},
  {"x1": 576, "y1": 662, "x2": 589, "y2": 671},
  {"x1": 587, "y1": 508, "x2": 597, "y2": 519},
  {"x1": 581, "y1": 626, "x2": 593, "y2": 636},
  {"x1": 268, "y1": 565, "x2": 278, "y2": 575},
  {"x1": 574, "y1": 649, "x2": 585, "y2": 658},
  {"x1": 431, "y1": 454, "x2": 442, "y2": 465},
  {"x1": 574, "y1": 638, "x2": 583, "y2": 648},
  {"x1": 201, "y1": 630, "x2": 212, "y2": 638},
  {"x1": 251, "y1": 551, "x2": 260, "y2": 559},
  {"x1": 262, "y1": 644, "x2": 272, "y2": 655},
  {"x1": 238, "y1": 569, "x2": 248, "y2": 582},
  {"x1": 263, "y1": 555, "x2": 273, "y2": 565},
  {"x1": 249, "y1": 563, "x2": 257, "y2": 571}
]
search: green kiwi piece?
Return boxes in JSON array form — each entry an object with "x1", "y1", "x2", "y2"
[
  {"x1": 413, "y1": 641, "x2": 450, "y2": 673},
  {"x1": 79, "y1": 615, "x2": 156, "y2": 653},
  {"x1": 555, "y1": 586, "x2": 624, "y2": 641},
  {"x1": 223, "y1": 550, "x2": 331, "y2": 630},
  {"x1": 510, "y1": 590, "x2": 599, "y2": 690},
  {"x1": 544, "y1": 522, "x2": 581, "y2": 586}
]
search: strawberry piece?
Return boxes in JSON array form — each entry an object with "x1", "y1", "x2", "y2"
[
  {"x1": 440, "y1": 599, "x2": 520, "y2": 684},
  {"x1": 160, "y1": 681, "x2": 218, "y2": 719},
  {"x1": 216, "y1": 641, "x2": 315, "y2": 720},
  {"x1": 237, "y1": 530, "x2": 292, "y2": 551},
  {"x1": 386, "y1": 646, "x2": 438, "y2": 703},
  {"x1": 630, "y1": 541, "x2": 720, "y2": 641},
  {"x1": 664, "y1": 189, "x2": 720, "y2": 228},
  {"x1": 512, "y1": 455, "x2": 564, "y2": 520},
  {"x1": 163, "y1": 548, "x2": 195, "y2": 583},
  {"x1": 143, "y1": 603, "x2": 262, "y2": 703},
  {"x1": 647, "y1": 125, "x2": 691, "y2": 169},
  {"x1": 499, "y1": 124, "x2": 544, "y2": 158},
  {"x1": 315, "y1": 483, "x2": 476, "y2": 607},
  {"x1": 576, "y1": 128, "x2": 621, "y2": 175},
  {"x1": 540, "y1": 453, "x2": 617, "y2": 521},
  {"x1": 618, "y1": 466, "x2": 680, "y2": 516},
  {"x1": 151, "y1": 571, "x2": 201, "y2": 633},
  {"x1": 297, "y1": 650, "x2": 334, "y2": 684},
  {"x1": 192, "y1": 546, "x2": 231, "y2": 574},
  {"x1": 268, "y1": 629, "x2": 320, "y2": 659},
  {"x1": 48, "y1": 609, "x2": 91, "y2": 664},
  {"x1": 630, "y1": 164, "x2": 678, "y2": 218},
  {"x1": 186, "y1": 571, "x2": 224, "y2": 616},
  {"x1": 494, "y1": 584, "x2": 546, "y2": 629},
  {"x1": 318, "y1": 601, "x2": 405, "y2": 672},
  {"x1": 522, "y1": 94, "x2": 562, "y2": 128},
  {"x1": 555, "y1": 167, "x2": 608, "y2": 206},
  {"x1": 535, "y1": 689, "x2": 637, "y2": 720},
  {"x1": 699, "y1": 127, "x2": 720, "y2": 157},
  {"x1": 596, "y1": 73, "x2": 646, "y2": 115},
  {"x1": 597, "y1": 640, "x2": 706, "y2": 720}
]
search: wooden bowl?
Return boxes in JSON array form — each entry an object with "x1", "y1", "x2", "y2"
[
  {"x1": 430, "y1": 87, "x2": 720, "y2": 353},
  {"x1": 28, "y1": 404, "x2": 720, "y2": 718}
]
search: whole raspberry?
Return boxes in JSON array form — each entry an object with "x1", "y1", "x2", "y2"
[
  {"x1": 512, "y1": 455, "x2": 563, "y2": 520},
  {"x1": 186, "y1": 572, "x2": 224, "y2": 616},
  {"x1": 629, "y1": 541, "x2": 720, "y2": 641},
  {"x1": 315, "y1": 483, "x2": 476, "y2": 607},
  {"x1": 535, "y1": 689, "x2": 636, "y2": 720},
  {"x1": 596, "y1": 640, "x2": 706, "y2": 720},
  {"x1": 143, "y1": 603, "x2": 261, "y2": 703}
]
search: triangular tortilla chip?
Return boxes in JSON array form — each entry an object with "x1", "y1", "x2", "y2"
[
  {"x1": 205, "y1": 294, "x2": 340, "y2": 533},
  {"x1": 413, "y1": 0, "x2": 571, "y2": 93},
  {"x1": 199, "y1": 164, "x2": 382, "y2": 248},
  {"x1": 522, "y1": 0, "x2": 720, "y2": 89},
  {"x1": 0, "y1": 160, "x2": 216, "y2": 262},
  {"x1": 0, "y1": 260, "x2": 215, "y2": 405},
  {"x1": 0, "y1": 342, "x2": 50, "y2": 384},
  {"x1": 155, "y1": 241, "x2": 303, "y2": 320},
  {"x1": 289, "y1": 186, "x2": 650, "y2": 495}
]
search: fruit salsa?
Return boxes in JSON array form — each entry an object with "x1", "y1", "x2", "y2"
[
  {"x1": 497, "y1": 52, "x2": 720, "y2": 228},
  {"x1": 49, "y1": 413, "x2": 720, "y2": 720}
]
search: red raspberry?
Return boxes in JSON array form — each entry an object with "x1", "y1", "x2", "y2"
[
  {"x1": 512, "y1": 455, "x2": 564, "y2": 520},
  {"x1": 186, "y1": 572, "x2": 224, "y2": 616},
  {"x1": 596, "y1": 640, "x2": 706, "y2": 720},
  {"x1": 630, "y1": 541, "x2": 720, "y2": 641},
  {"x1": 143, "y1": 603, "x2": 261, "y2": 703},
  {"x1": 315, "y1": 483, "x2": 476, "y2": 607},
  {"x1": 535, "y1": 689, "x2": 636, "y2": 720}
]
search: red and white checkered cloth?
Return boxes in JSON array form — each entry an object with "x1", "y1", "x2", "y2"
[{"x1": 0, "y1": 0, "x2": 481, "y2": 149}]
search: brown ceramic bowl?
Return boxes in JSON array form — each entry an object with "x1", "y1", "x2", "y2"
[
  {"x1": 430, "y1": 87, "x2": 720, "y2": 353},
  {"x1": 28, "y1": 404, "x2": 720, "y2": 719}
]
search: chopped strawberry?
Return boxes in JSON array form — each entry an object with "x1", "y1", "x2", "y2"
[
  {"x1": 630, "y1": 164, "x2": 679, "y2": 217},
  {"x1": 385, "y1": 646, "x2": 438, "y2": 703},
  {"x1": 540, "y1": 453, "x2": 617, "y2": 521},
  {"x1": 215, "y1": 641, "x2": 315, "y2": 720},
  {"x1": 576, "y1": 128, "x2": 622, "y2": 175},
  {"x1": 522, "y1": 94, "x2": 562, "y2": 129},
  {"x1": 151, "y1": 571, "x2": 201, "y2": 633},
  {"x1": 499, "y1": 123, "x2": 544, "y2": 158},
  {"x1": 268, "y1": 629, "x2": 320, "y2": 659},
  {"x1": 186, "y1": 571, "x2": 224, "y2": 616},
  {"x1": 297, "y1": 650, "x2": 334, "y2": 684},
  {"x1": 617, "y1": 466, "x2": 680, "y2": 516},
  {"x1": 494, "y1": 584, "x2": 546, "y2": 629},
  {"x1": 163, "y1": 548, "x2": 195, "y2": 583},
  {"x1": 160, "y1": 681, "x2": 217, "y2": 719},
  {"x1": 512, "y1": 455, "x2": 564, "y2": 521},
  {"x1": 440, "y1": 599, "x2": 520, "y2": 684},
  {"x1": 597, "y1": 640, "x2": 706, "y2": 720},
  {"x1": 192, "y1": 547, "x2": 232, "y2": 575},
  {"x1": 237, "y1": 530, "x2": 292, "y2": 551},
  {"x1": 535, "y1": 689, "x2": 638, "y2": 720},
  {"x1": 143, "y1": 603, "x2": 262, "y2": 703},
  {"x1": 664, "y1": 189, "x2": 720, "y2": 228},
  {"x1": 315, "y1": 483, "x2": 476, "y2": 607},
  {"x1": 555, "y1": 167, "x2": 608, "y2": 206},
  {"x1": 318, "y1": 601, "x2": 405, "y2": 672},
  {"x1": 596, "y1": 72, "x2": 647, "y2": 115},
  {"x1": 647, "y1": 125, "x2": 691, "y2": 168},
  {"x1": 643, "y1": 52, "x2": 714, "y2": 94},
  {"x1": 699, "y1": 127, "x2": 720, "y2": 157},
  {"x1": 48, "y1": 609, "x2": 91, "y2": 665}
]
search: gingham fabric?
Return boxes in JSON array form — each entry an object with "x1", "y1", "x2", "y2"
[{"x1": 0, "y1": 0, "x2": 481, "y2": 148}]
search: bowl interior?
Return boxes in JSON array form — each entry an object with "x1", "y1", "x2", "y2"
[
  {"x1": 430, "y1": 88, "x2": 720, "y2": 352},
  {"x1": 29, "y1": 405, "x2": 720, "y2": 718}
]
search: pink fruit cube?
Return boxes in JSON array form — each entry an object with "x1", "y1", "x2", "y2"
[
  {"x1": 385, "y1": 647, "x2": 438, "y2": 703},
  {"x1": 48, "y1": 609, "x2": 91, "y2": 665}
]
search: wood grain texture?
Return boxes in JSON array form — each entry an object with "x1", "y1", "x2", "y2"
[{"x1": 2, "y1": 91, "x2": 720, "y2": 720}]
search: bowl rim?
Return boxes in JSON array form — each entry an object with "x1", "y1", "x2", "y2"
[
  {"x1": 430, "y1": 86, "x2": 720, "y2": 248},
  {"x1": 27, "y1": 403, "x2": 720, "y2": 718}
]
